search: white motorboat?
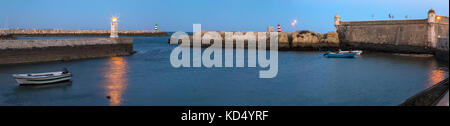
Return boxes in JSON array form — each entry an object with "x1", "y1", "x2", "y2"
[
  {"x1": 338, "y1": 49, "x2": 363, "y2": 55},
  {"x1": 12, "y1": 68, "x2": 72, "y2": 85}
]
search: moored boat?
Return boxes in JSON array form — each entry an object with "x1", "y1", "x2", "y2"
[
  {"x1": 12, "y1": 68, "x2": 72, "y2": 85},
  {"x1": 338, "y1": 49, "x2": 363, "y2": 55},
  {"x1": 324, "y1": 51, "x2": 357, "y2": 58}
]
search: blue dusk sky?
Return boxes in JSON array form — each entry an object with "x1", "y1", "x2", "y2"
[{"x1": 0, "y1": 0, "x2": 448, "y2": 33}]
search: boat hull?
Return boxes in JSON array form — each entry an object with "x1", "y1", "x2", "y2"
[
  {"x1": 325, "y1": 52, "x2": 357, "y2": 58},
  {"x1": 13, "y1": 74, "x2": 72, "y2": 85}
]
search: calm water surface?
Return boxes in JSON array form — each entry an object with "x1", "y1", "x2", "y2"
[{"x1": 0, "y1": 37, "x2": 448, "y2": 106}]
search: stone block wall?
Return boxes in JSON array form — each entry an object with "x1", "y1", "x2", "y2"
[
  {"x1": 0, "y1": 38, "x2": 134, "y2": 65},
  {"x1": 337, "y1": 19, "x2": 433, "y2": 53},
  {"x1": 435, "y1": 37, "x2": 449, "y2": 62},
  {"x1": 0, "y1": 29, "x2": 168, "y2": 37}
]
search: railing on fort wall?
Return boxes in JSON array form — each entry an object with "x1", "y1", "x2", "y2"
[{"x1": 340, "y1": 19, "x2": 428, "y2": 26}]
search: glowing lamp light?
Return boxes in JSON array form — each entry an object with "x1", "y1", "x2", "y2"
[
  {"x1": 436, "y1": 16, "x2": 441, "y2": 20},
  {"x1": 112, "y1": 18, "x2": 118, "y2": 23},
  {"x1": 291, "y1": 19, "x2": 298, "y2": 27}
]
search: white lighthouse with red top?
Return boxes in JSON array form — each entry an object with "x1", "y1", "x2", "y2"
[{"x1": 277, "y1": 24, "x2": 281, "y2": 32}]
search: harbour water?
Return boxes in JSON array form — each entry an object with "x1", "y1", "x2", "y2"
[{"x1": 0, "y1": 36, "x2": 448, "y2": 106}]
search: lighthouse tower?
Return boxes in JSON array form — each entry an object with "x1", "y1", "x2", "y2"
[
  {"x1": 277, "y1": 24, "x2": 281, "y2": 32},
  {"x1": 110, "y1": 17, "x2": 119, "y2": 38}
]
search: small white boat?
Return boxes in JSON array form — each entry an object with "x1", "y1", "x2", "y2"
[
  {"x1": 324, "y1": 51, "x2": 357, "y2": 58},
  {"x1": 12, "y1": 68, "x2": 72, "y2": 85},
  {"x1": 338, "y1": 49, "x2": 363, "y2": 55}
]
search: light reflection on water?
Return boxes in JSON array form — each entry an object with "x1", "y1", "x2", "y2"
[
  {"x1": 103, "y1": 57, "x2": 128, "y2": 106},
  {"x1": 428, "y1": 67, "x2": 447, "y2": 87}
]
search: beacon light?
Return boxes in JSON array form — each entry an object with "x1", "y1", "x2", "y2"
[
  {"x1": 112, "y1": 18, "x2": 118, "y2": 23},
  {"x1": 291, "y1": 19, "x2": 298, "y2": 27},
  {"x1": 436, "y1": 16, "x2": 441, "y2": 20}
]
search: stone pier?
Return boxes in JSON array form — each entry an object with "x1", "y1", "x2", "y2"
[
  {"x1": 0, "y1": 38, "x2": 134, "y2": 65},
  {"x1": 169, "y1": 30, "x2": 340, "y2": 50},
  {"x1": 0, "y1": 29, "x2": 169, "y2": 37}
]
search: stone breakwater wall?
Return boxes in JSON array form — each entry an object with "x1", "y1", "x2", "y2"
[
  {"x1": 290, "y1": 31, "x2": 340, "y2": 50},
  {"x1": 0, "y1": 30, "x2": 15, "y2": 40},
  {"x1": 1, "y1": 29, "x2": 168, "y2": 37},
  {"x1": 0, "y1": 34, "x2": 15, "y2": 40},
  {"x1": 170, "y1": 30, "x2": 340, "y2": 50},
  {"x1": 0, "y1": 38, "x2": 134, "y2": 65}
]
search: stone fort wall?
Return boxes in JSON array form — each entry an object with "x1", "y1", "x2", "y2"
[
  {"x1": 436, "y1": 21, "x2": 449, "y2": 62},
  {"x1": 335, "y1": 10, "x2": 449, "y2": 62},
  {"x1": 336, "y1": 19, "x2": 432, "y2": 53}
]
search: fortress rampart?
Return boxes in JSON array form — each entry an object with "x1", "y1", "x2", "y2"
[{"x1": 335, "y1": 9, "x2": 448, "y2": 62}]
